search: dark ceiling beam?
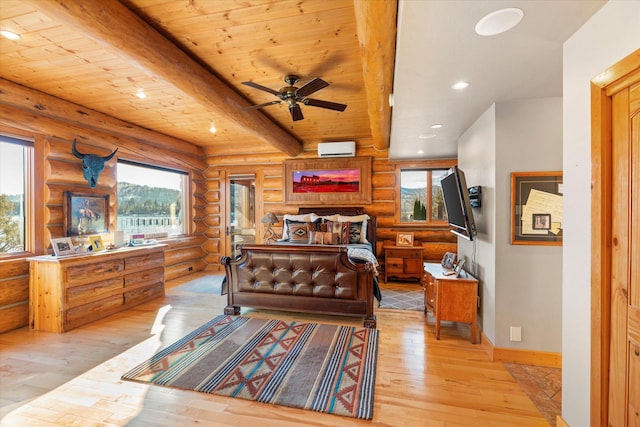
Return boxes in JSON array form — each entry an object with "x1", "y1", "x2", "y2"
[
  {"x1": 24, "y1": 0, "x2": 303, "y2": 157},
  {"x1": 353, "y1": 0, "x2": 397, "y2": 151}
]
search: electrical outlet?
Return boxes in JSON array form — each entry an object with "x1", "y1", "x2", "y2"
[{"x1": 510, "y1": 326, "x2": 522, "y2": 342}]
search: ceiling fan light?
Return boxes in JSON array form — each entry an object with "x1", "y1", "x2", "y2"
[{"x1": 475, "y1": 8, "x2": 524, "y2": 36}]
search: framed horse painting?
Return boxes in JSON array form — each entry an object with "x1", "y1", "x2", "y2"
[{"x1": 64, "y1": 192, "x2": 109, "y2": 236}]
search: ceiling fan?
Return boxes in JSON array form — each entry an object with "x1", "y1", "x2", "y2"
[{"x1": 241, "y1": 75, "x2": 347, "y2": 121}]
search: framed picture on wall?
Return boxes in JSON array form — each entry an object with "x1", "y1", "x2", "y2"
[
  {"x1": 511, "y1": 172, "x2": 563, "y2": 245},
  {"x1": 64, "y1": 192, "x2": 109, "y2": 237}
]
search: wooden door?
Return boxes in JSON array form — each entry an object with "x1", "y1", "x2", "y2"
[{"x1": 592, "y1": 49, "x2": 640, "y2": 427}]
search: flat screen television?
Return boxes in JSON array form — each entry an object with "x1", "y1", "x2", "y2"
[{"x1": 441, "y1": 166, "x2": 477, "y2": 241}]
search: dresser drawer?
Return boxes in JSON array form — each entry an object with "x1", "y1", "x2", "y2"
[
  {"x1": 124, "y1": 267, "x2": 164, "y2": 290},
  {"x1": 386, "y1": 257, "x2": 404, "y2": 273},
  {"x1": 124, "y1": 283, "x2": 164, "y2": 306},
  {"x1": 65, "y1": 260, "x2": 124, "y2": 286},
  {"x1": 405, "y1": 258, "x2": 423, "y2": 273},
  {"x1": 125, "y1": 251, "x2": 164, "y2": 272},
  {"x1": 65, "y1": 294, "x2": 123, "y2": 330},
  {"x1": 66, "y1": 277, "x2": 123, "y2": 308},
  {"x1": 386, "y1": 248, "x2": 422, "y2": 259}
]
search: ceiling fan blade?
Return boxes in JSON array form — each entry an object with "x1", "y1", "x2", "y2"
[
  {"x1": 303, "y1": 98, "x2": 347, "y2": 112},
  {"x1": 242, "y1": 100, "x2": 281, "y2": 111},
  {"x1": 295, "y1": 77, "x2": 329, "y2": 97},
  {"x1": 290, "y1": 104, "x2": 304, "y2": 121},
  {"x1": 241, "y1": 81, "x2": 280, "y2": 96}
]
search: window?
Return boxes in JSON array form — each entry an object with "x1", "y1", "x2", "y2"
[
  {"x1": 399, "y1": 168, "x2": 449, "y2": 224},
  {"x1": 117, "y1": 161, "x2": 188, "y2": 237},
  {"x1": 0, "y1": 135, "x2": 33, "y2": 255}
]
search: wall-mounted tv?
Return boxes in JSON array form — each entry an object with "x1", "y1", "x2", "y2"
[{"x1": 441, "y1": 166, "x2": 477, "y2": 241}]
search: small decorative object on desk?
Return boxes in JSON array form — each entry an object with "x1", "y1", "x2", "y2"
[
  {"x1": 441, "y1": 252, "x2": 456, "y2": 269},
  {"x1": 454, "y1": 258, "x2": 466, "y2": 277},
  {"x1": 50, "y1": 237, "x2": 75, "y2": 256}
]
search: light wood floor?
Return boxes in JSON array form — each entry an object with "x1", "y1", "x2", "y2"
[{"x1": 0, "y1": 273, "x2": 549, "y2": 426}]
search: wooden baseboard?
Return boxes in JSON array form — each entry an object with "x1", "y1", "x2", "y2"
[
  {"x1": 481, "y1": 331, "x2": 562, "y2": 368},
  {"x1": 556, "y1": 415, "x2": 569, "y2": 427}
]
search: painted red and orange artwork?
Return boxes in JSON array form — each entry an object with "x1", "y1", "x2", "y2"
[{"x1": 292, "y1": 169, "x2": 360, "y2": 193}]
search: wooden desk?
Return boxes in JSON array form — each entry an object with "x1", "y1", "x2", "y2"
[
  {"x1": 423, "y1": 262, "x2": 478, "y2": 343},
  {"x1": 384, "y1": 245, "x2": 423, "y2": 283}
]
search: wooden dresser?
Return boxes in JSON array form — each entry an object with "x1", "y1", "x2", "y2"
[
  {"x1": 28, "y1": 245, "x2": 166, "y2": 333},
  {"x1": 384, "y1": 245, "x2": 424, "y2": 283},
  {"x1": 423, "y1": 262, "x2": 478, "y2": 343}
]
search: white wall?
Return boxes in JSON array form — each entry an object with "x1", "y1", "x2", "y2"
[
  {"x1": 495, "y1": 98, "x2": 563, "y2": 351},
  {"x1": 458, "y1": 98, "x2": 563, "y2": 350},
  {"x1": 563, "y1": 2, "x2": 640, "y2": 426},
  {"x1": 458, "y1": 105, "x2": 496, "y2": 342}
]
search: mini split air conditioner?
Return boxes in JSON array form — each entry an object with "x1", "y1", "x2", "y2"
[{"x1": 317, "y1": 141, "x2": 356, "y2": 158}]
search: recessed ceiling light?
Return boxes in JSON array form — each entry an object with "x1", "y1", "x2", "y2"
[
  {"x1": 475, "y1": 8, "x2": 524, "y2": 36},
  {"x1": 452, "y1": 81, "x2": 469, "y2": 90},
  {"x1": 417, "y1": 149, "x2": 424, "y2": 155},
  {"x1": 135, "y1": 89, "x2": 147, "y2": 99},
  {"x1": 431, "y1": 124, "x2": 443, "y2": 129},
  {"x1": 0, "y1": 30, "x2": 21, "y2": 41},
  {"x1": 418, "y1": 133, "x2": 436, "y2": 140},
  {"x1": 209, "y1": 123, "x2": 217, "y2": 133}
]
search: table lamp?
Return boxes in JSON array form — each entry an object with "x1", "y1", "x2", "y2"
[{"x1": 261, "y1": 212, "x2": 279, "y2": 243}]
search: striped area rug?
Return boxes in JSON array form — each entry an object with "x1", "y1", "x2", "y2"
[{"x1": 122, "y1": 315, "x2": 379, "y2": 419}]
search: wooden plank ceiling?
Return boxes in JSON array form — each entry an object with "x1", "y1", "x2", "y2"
[{"x1": 0, "y1": 0, "x2": 396, "y2": 157}]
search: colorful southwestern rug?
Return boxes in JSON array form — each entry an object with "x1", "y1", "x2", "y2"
[{"x1": 122, "y1": 315, "x2": 379, "y2": 419}]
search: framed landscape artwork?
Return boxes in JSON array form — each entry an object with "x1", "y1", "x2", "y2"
[
  {"x1": 64, "y1": 192, "x2": 110, "y2": 237},
  {"x1": 283, "y1": 157, "x2": 372, "y2": 205}
]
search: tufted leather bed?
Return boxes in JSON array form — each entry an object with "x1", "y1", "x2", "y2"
[{"x1": 221, "y1": 207, "x2": 378, "y2": 328}]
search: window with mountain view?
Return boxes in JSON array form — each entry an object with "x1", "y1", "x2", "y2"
[
  {"x1": 117, "y1": 161, "x2": 188, "y2": 238},
  {"x1": 400, "y1": 168, "x2": 448, "y2": 224},
  {"x1": 0, "y1": 135, "x2": 32, "y2": 255}
]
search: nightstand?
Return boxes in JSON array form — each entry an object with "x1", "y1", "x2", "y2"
[{"x1": 384, "y1": 245, "x2": 424, "y2": 283}]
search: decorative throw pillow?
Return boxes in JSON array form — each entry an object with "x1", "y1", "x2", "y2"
[
  {"x1": 348, "y1": 221, "x2": 363, "y2": 244},
  {"x1": 288, "y1": 223, "x2": 312, "y2": 243},
  {"x1": 308, "y1": 231, "x2": 338, "y2": 245},
  {"x1": 324, "y1": 232, "x2": 339, "y2": 245},
  {"x1": 337, "y1": 214, "x2": 370, "y2": 243},
  {"x1": 281, "y1": 214, "x2": 311, "y2": 240}
]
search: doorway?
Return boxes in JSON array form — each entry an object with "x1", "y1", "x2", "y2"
[
  {"x1": 228, "y1": 174, "x2": 255, "y2": 258},
  {"x1": 591, "y1": 50, "x2": 640, "y2": 426}
]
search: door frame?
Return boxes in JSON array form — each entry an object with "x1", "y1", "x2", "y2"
[
  {"x1": 221, "y1": 168, "x2": 264, "y2": 257},
  {"x1": 591, "y1": 49, "x2": 640, "y2": 426}
]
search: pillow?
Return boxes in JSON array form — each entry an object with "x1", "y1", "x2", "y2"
[
  {"x1": 288, "y1": 223, "x2": 312, "y2": 243},
  {"x1": 326, "y1": 221, "x2": 348, "y2": 244},
  {"x1": 347, "y1": 221, "x2": 364, "y2": 244},
  {"x1": 309, "y1": 213, "x2": 340, "y2": 224},
  {"x1": 337, "y1": 214, "x2": 370, "y2": 243},
  {"x1": 281, "y1": 214, "x2": 311, "y2": 240},
  {"x1": 308, "y1": 231, "x2": 339, "y2": 245}
]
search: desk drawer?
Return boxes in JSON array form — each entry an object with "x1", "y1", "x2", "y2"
[
  {"x1": 386, "y1": 248, "x2": 422, "y2": 259},
  {"x1": 125, "y1": 251, "x2": 164, "y2": 272},
  {"x1": 386, "y1": 257, "x2": 404, "y2": 273},
  {"x1": 66, "y1": 277, "x2": 123, "y2": 308}
]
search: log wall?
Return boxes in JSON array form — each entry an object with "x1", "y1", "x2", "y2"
[
  {"x1": 204, "y1": 143, "x2": 457, "y2": 271},
  {"x1": 0, "y1": 86, "x2": 207, "y2": 333}
]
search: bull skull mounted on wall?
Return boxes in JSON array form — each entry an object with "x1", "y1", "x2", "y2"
[{"x1": 72, "y1": 139, "x2": 118, "y2": 188}]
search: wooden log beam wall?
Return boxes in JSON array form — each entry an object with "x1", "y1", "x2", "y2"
[
  {"x1": 25, "y1": 0, "x2": 303, "y2": 157},
  {"x1": 0, "y1": 78, "x2": 203, "y2": 162},
  {"x1": 353, "y1": 0, "x2": 397, "y2": 151}
]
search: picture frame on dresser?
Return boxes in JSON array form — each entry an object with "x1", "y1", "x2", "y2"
[
  {"x1": 50, "y1": 237, "x2": 75, "y2": 256},
  {"x1": 396, "y1": 232, "x2": 414, "y2": 246},
  {"x1": 64, "y1": 192, "x2": 109, "y2": 237}
]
